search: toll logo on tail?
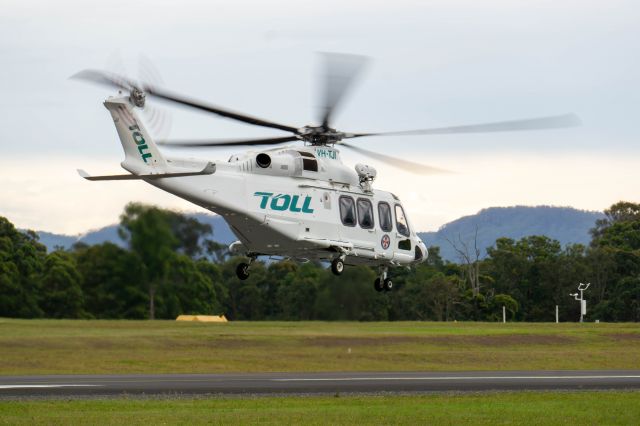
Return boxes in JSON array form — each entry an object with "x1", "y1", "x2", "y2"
[
  {"x1": 128, "y1": 124, "x2": 152, "y2": 163},
  {"x1": 105, "y1": 98, "x2": 167, "y2": 170}
]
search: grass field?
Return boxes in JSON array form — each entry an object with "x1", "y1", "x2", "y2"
[
  {"x1": 1, "y1": 392, "x2": 639, "y2": 425},
  {"x1": 1, "y1": 319, "x2": 639, "y2": 375}
]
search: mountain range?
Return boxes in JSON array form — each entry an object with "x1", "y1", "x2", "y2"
[
  {"x1": 30, "y1": 206, "x2": 604, "y2": 263},
  {"x1": 419, "y1": 206, "x2": 604, "y2": 261}
]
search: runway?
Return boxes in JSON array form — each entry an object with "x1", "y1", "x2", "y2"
[{"x1": 2, "y1": 370, "x2": 640, "y2": 398}]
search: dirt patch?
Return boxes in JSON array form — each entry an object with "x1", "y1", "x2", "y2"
[
  {"x1": 434, "y1": 335, "x2": 576, "y2": 346},
  {"x1": 1, "y1": 339, "x2": 80, "y2": 350},
  {"x1": 307, "y1": 336, "x2": 422, "y2": 347},
  {"x1": 606, "y1": 333, "x2": 640, "y2": 342},
  {"x1": 306, "y1": 334, "x2": 576, "y2": 347},
  {"x1": 155, "y1": 337, "x2": 273, "y2": 350}
]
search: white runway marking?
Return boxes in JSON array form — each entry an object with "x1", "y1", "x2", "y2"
[
  {"x1": 272, "y1": 375, "x2": 640, "y2": 382},
  {"x1": 0, "y1": 384, "x2": 102, "y2": 389}
]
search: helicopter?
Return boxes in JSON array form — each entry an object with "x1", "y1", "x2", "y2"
[{"x1": 73, "y1": 53, "x2": 580, "y2": 292}]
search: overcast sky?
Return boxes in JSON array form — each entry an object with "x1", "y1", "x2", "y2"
[{"x1": 1, "y1": 0, "x2": 639, "y2": 235}]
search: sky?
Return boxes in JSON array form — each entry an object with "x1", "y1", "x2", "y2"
[{"x1": 1, "y1": 0, "x2": 639, "y2": 235}]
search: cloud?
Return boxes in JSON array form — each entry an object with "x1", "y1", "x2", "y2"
[{"x1": 0, "y1": 155, "x2": 207, "y2": 234}]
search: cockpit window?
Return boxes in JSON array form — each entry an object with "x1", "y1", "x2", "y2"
[
  {"x1": 339, "y1": 196, "x2": 356, "y2": 227},
  {"x1": 357, "y1": 198, "x2": 374, "y2": 229},
  {"x1": 395, "y1": 204, "x2": 410, "y2": 237},
  {"x1": 378, "y1": 202, "x2": 392, "y2": 232}
]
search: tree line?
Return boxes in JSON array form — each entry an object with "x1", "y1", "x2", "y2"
[{"x1": 1, "y1": 201, "x2": 638, "y2": 321}]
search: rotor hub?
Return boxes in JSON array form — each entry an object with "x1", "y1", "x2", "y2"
[
  {"x1": 129, "y1": 88, "x2": 146, "y2": 108},
  {"x1": 298, "y1": 125, "x2": 344, "y2": 145}
]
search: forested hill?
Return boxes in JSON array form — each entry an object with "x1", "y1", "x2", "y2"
[
  {"x1": 34, "y1": 213, "x2": 237, "y2": 251},
  {"x1": 35, "y1": 206, "x2": 604, "y2": 261},
  {"x1": 419, "y1": 206, "x2": 604, "y2": 262}
]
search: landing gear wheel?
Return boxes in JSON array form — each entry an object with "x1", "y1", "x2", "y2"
[
  {"x1": 236, "y1": 262, "x2": 250, "y2": 280},
  {"x1": 383, "y1": 278, "x2": 393, "y2": 292},
  {"x1": 331, "y1": 258, "x2": 344, "y2": 276},
  {"x1": 374, "y1": 278, "x2": 384, "y2": 292}
]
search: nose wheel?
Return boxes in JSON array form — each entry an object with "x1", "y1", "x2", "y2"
[{"x1": 374, "y1": 267, "x2": 392, "y2": 292}]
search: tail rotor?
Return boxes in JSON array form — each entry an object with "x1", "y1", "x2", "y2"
[{"x1": 71, "y1": 53, "x2": 172, "y2": 141}]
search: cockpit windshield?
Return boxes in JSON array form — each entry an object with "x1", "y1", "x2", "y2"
[{"x1": 395, "y1": 204, "x2": 410, "y2": 237}]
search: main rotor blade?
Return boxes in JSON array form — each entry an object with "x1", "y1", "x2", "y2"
[
  {"x1": 319, "y1": 53, "x2": 369, "y2": 129},
  {"x1": 348, "y1": 113, "x2": 582, "y2": 138},
  {"x1": 71, "y1": 69, "x2": 138, "y2": 92},
  {"x1": 340, "y1": 142, "x2": 451, "y2": 175},
  {"x1": 157, "y1": 136, "x2": 299, "y2": 147},
  {"x1": 144, "y1": 85, "x2": 299, "y2": 134}
]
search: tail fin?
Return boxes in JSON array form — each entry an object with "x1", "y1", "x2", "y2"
[{"x1": 104, "y1": 97, "x2": 167, "y2": 174}]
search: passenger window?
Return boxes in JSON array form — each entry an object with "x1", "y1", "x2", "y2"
[
  {"x1": 378, "y1": 202, "x2": 392, "y2": 232},
  {"x1": 357, "y1": 199, "x2": 374, "y2": 229},
  {"x1": 339, "y1": 196, "x2": 356, "y2": 227},
  {"x1": 395, "y1": 204, "x2": 410, "y2": 237}
]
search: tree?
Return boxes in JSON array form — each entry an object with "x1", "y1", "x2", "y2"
[
  {"x1": 275, "y1": 262, "x2": 320, "y2": 320},
  {"x1": 588, "y1": 201, "x2": 640, "y2": 321},
  {"x1": 172, "y1": 216, "x2": 213, "y2": 259},
  {"x1": 39, "y1": 251, "x2": 85, "y2": 318},
  {"x1": 490, "y1": 294, "x2": 519, "y2": 321},
  {"x1": 74, "y1": 243, "x2": 147, "y2": 319},
  {"x1": 445, "y1": 227, "x2": 481, "y2": 297},
  {"x1": 119, "y1": 203, "x2": 179, "y2": 319},
  {"x1": 591, "y1": 201, "x2": 640, "y2": 246},
  {"x1": 0, "y1": 217, "x2": 45, "y2": 318},
  {"x1": 486, "y1": 236, "x2": 563, "y2": 321},
  {"x1": 222, "y1": 258, "x2": 268, "y2": 320},
  {"x1": 196, "y1": 260, "x2": 228, "y2": 312},
  {"x1": 314, "y1": 266, "x2": 387, "y2": 321},
  {"x1": 403, "y1": 272, "x2": 460, "y2": 321},
  {"x1": 156, "y1": 254, "x2": 220, "y2": 319}
]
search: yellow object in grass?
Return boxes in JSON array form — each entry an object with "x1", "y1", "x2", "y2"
[{"x1": 176, "y1": 315, "x2": 228, "y2": 322}]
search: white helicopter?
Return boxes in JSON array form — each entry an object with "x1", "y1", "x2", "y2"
[{"x1": 74, "y1": 54, "x2": 580, "y2": 292}]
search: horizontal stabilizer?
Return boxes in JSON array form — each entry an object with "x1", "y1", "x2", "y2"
[{"x1": 77, "y1": 162, "x2": 216, "y2": 181}]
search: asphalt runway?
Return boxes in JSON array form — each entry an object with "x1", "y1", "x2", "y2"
[{"x1": 2, "y1": 370, "x2": 640, "y2": 398}]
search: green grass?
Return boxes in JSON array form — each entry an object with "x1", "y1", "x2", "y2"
[
  {"x1": 1, "y1": 392, "x2": 639, "y2": 425},
  {"x1": 1, "y1": 319, "x2": 639, "y2": 375}
]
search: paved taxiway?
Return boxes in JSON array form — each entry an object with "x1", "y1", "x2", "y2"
[{"x1": 2, "y1": 370, "x2": 640, "y2": 397}]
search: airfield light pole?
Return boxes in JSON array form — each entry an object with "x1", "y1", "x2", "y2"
[{"x1": 569, "y1": 283, "x2": 590, "y2": 323}]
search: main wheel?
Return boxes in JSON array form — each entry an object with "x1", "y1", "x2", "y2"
[
  {"x1": 374, "y1": 278, "x2": 384, "y2": 292},
  {"x1": 331, "y1": 258, "x2": 344, "y2": 276},
  {"x1": 383, "y1": 278, "x2": 393, "y2": 292},
  {"x1": 236, "y1": 262, "x2": 250, "y2": 280}
]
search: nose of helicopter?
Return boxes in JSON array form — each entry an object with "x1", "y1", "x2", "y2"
[{"x1": 413, "y1": 237, "x2": 428, "y2": 263}]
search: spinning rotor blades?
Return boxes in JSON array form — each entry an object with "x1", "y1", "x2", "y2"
[
  {"x1": 72, "y1": 58, "x2": 173, "y2": 140},
  {"x1": 144, "y1": 85, "x2": 299, "y2": 134},
  {"x1": 340, "y1": 142, "x2": 451, "y2": 175},
  {"x1": 73, "y1": 53, "x2": 581, "y2": 175},
  {"x1": 347, "y1": 113, "x2": 582, "y2": 139},
  {"x1": 319, "y1": 52, "x2": 369, "y2": 130},
  {"x1": 71, "y1": 69, "x2": 139, "y2": 92},
  {"x1": 158, "y1": 136, "x2": 299, "y2": 147}
]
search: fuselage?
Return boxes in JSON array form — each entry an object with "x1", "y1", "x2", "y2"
[{"x1": 147, "y1": 145, "x2": 428, "y2": 267}]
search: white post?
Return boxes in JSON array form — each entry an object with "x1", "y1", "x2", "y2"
[
  {"x1": 502, "y1": 305, "x2": 506, "y2": 323},
  {"x1": 555, "y1": 305, "x2": 559, "y2": 323}
]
